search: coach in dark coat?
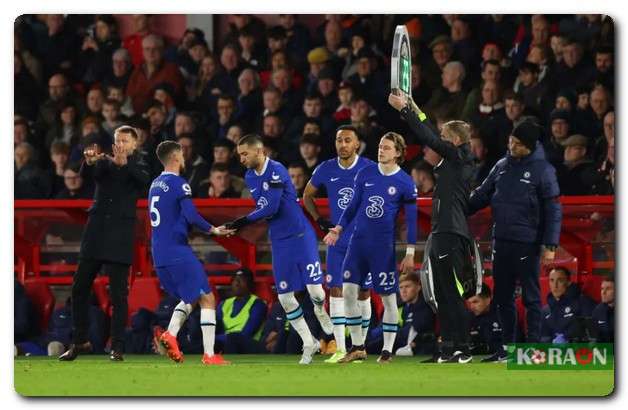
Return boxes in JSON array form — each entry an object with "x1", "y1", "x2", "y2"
[
  {"x1": 59, "y1": 126, "x2": 150, "y2": 362},
  {"x1": 468, "y1": 121, "x2": 562, "y2": 344}
]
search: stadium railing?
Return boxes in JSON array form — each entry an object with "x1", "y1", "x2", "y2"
[{"x1": 14, "y1": 196, "x2": 614, "y2": 294}]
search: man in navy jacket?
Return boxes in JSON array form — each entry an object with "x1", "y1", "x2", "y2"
[
  {"x1": 468, "y1": 120, "x2": 562, "y2": 343},
  {"x1": 541, "y1": 267, "x2": 596, "y2": 343},
  {"x1": 592, "y1": 276, "x2": 614, "y2": 343}
]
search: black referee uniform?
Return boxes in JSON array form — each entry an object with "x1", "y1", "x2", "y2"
[
  {"x1": 60, "y1": 149, "x2": 150, "y2": 360},
  {"x1": 400, "y1": 105, "x2": 475, "y2": 359}
]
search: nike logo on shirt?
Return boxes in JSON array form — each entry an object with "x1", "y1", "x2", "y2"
[
  {"x1": 250, "y1": 188, "x2": 257, "y2": 192},
  {"x1": 365, "y1": 183, "x2": 374, "y2": 187},
  {"x1": 330, "y1": 177, "x2": 340, "y2": 182},
  {"x1": 520, "y1": 256, "x2": 528, "y2": 260},
  {"x1": 438, "y1": 254, "x2": 448, "y2": 259}
]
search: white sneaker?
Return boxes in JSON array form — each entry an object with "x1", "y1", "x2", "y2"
[
  {"x1": 299, "y1": 339, "x2": 321, "y2": 365},
  {"x1": 395, "y1": 344, "x2": 413, "y2": 356}
]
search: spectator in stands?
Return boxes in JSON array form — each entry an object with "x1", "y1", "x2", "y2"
[
  {"x1": 101, "y1": 99, "x2": 123, "y2": 138},
  {"x1": 588, "y1": 84, "x2": 612, "y2": 138},
  {"x1": 126, "y1": 34, "x2": 184, "y2": 114},
  {"x1": 411, "y1": 160, "x2": 435, "y2": 197},
  {"x1": 503, "y1": 91, "x2": 532, "y2": 135},
  {"x1": 219, "y1": 44, "x2": 245, "y2": 87},
  {"x1": 235, "y1": 68, "x2": 263, "y2": 125},
  {"x1": 469, "y1": 135, "x2": 492, "y2": 188},
  {"x1": 37, "y1": 14, "x2": 80, "y2": 80},
  {"x1": 288, "y1": 162, "x2": 308, "y2": 197},
  {"x1": 68, "y1": 117, "x2": 105, "y2": 163},
  {"x1": 226, "y1": 124, "x2": 244, "y2": 145},
  {"x1": 259, "y1": 86, "x2": 290, "y2": 127},
  {"x1": 177, "y1": 134, "x2": 209, "y2": 195},
  {"x1": 544, "y1": 109, "x2": 572, "y2": 166},
  {"x1": 555, "y1": 38, "x2": 596, "y2": 91},
  {"x1": 424, "y1": 61, "x2": 468, "y2": 121},
  {"x1": 86, "y1": 87, "x2": 105, "y2": 119},
  {"x1": 333, "y1": 81, "x2": 353, "y2": 123},
  {"x1": 592, "y1": 276, "x2": 614, "y2": 342},
  {"x1": 346, "y1": 96, "x2": 383, "y2": 161},
  {"x1": 179, "y1": 36, "x2": 210, "y2": 80},
  {"x1": 467, "y1": 80, "x2": 510, "y2": 162},
  {"x1": 223, "y1": 14, "x2": 267, "y2": 54},
  {"x1": 515, "y1": 62, "x2": 550, "y2": 118},
  {"x1": 216, "y1": 269, "x2": 267, "y2": 354},
  {"x1": 541, "y1": 267, "x2": 596, "y2": 343},
  {"x1": 266, "y1": 26, "x2": 288, "y2": 63},
  {"x1": 56, "y1": 163, "x2": 94, "y2": 199},
  {"x1": 287, "y1": 92, "x2": 334, "y2": 143},
  {"x1": 45, "y1": 102, "x2": 81, "y2": 151},
  {"x1": 271, "y1": 67, "x2": 304, "y2": 118},
  {"x1": 306, "y1": 46, "x2": 331, "y2": 94},
  {"x1": 237, "y1": 26, "x2": 265, "y2": 70},
  {"x1": 172, "y1": 111, "x2": 197, "y2": 142},
  {"x1": 451, "y1": 17, "x2": 480, "y2": 77},
  {"x1": 79, "y1": 14, "x2": 121, "y2": 86},
  {"x1": 279, "y1": 14, "x2": 311, "y2": 68},
  {"x1": 168, "y1": 27, "x2": 206, "y2": 77},
  {"x1": 594, "y1": 111, "x2": 614, "y2": 194},
  {"x1": 462, "y1": 59, "x2": 502, "y2": 120},
  {"x1": 103, "y1": 48, "x2": 133, "y2": 89},
  {"x1": 466, "y1": 284, "x2": 507, "y2": 362},
  {"x1": 36, "y1": 73, "x2": 84, "y2": 137},
  {"x1": 346, "y1": 47, "x2": 387, "y2": 112},
  {"x1": 15, "y1": 142, "x2": 51, "y2": 199},
  {"x1": 321, "y1": 20, "x2": 346, "y2": 78},
  {"x1": 210, "y1": 94, "x2": 237, "y2": 141},
  {"x1": 317, "y1": 67, "x2": 339, "y2": 116},
  {"x1": 198, "y1": 163, "x2": 241, "y2": 199},
  {"x1": 212, "y1": 138, "x2": 245, "y2": 178},
  {"x1": 122, "y1": 14, "x2": 152, "y2": 67},
  {"x1": 423, "y1": 35, "x2": 454, "y2": 91},
  {"x1": 411, "y1": 62, "x2": 432, "y2": 107},
  {"x1": 299, "y1": 133, "x2": 323, "y2": 175},
  {"x1": 153, "y1": 83, "x2": 178, "y2": 130},
  {"x1": 468, "y1": 121, "x2": 562, "y2": 344},
  {"x1": 48, "y1": 141, "x2": 70, "y2": 197},
  {"x1": 144, "y1": 99, "x2": 170, "y2": 144},
  {"x1": 556, "y1": 134, "x2": 602, "y2": 195},
  {"x1": 14, "y1": 51, "x2": 42, "y2": 121},
  {"x1": 593, "y1": 45, "x2": 614, "y2": 90},
  {"x1": 391, "y1": 272, "x2": 436, "y2": 357},
  {"x1": 193, "y1": 54, "x2": 235, "y2": 114}
]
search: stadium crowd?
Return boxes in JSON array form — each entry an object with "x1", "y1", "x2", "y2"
[{"x1": 15, "y1": 14, "x2": 615, "y2": 199}]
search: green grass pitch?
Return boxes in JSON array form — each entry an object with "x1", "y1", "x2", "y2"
[{"x1": 14, "y1": 354, "x2": 614, "y2": 397}]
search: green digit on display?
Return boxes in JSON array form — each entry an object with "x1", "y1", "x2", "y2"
[{"x1": 401, "y1": 57, "x2": 410, "y2": 94}]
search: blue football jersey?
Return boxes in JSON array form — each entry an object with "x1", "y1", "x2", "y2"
[
  {"x1": 243, "y1": 157, "x2": 308, "y2": 241},
  {"x1": 338, "y1": 163, "x2": 418, "y2": 244},
  {"x1": 149, "y1": 172, "x2": 212, "y2": 267},
  {"x1": 310, "y1": 155, "x2": 374, "y2": 248}
]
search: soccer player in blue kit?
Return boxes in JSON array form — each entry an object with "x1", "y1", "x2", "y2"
[
  {"x1": 223, "y1": 134, "x2": 334, "y2": 364},
  {"x1": 149, "y1": 141, "x2": 234, "y2": 366},
  {"x1": 324, "y1": 132, "x2": 418, "y2": 363},
  {"x1": 303, "y1": 125, "x2": 375, "y2": 363}
]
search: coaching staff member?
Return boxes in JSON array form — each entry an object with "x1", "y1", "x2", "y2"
[
  {"x1": 59, "y1": 126, "x2": 150, "y2": 361},
  {"x1": 389, "y1": 91, "x2": 475, "y2": 363},
  {"x1": 468, "y1": 120, "x2": 561, "y2": 344}
]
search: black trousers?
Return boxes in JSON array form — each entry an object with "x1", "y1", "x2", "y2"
[
  {"x1": 430, "y1": 232, "x2": 470, "y2": 354},
  {"x1": 492, "y1": 239, "x2": 542, "y2": 343},
  {"x1": 72, "y1": 257, "x2": 129, "y2": 352}
]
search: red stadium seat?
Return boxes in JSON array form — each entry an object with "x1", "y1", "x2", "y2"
[
  {"x1": 23, "y1": 278, "x2": 55, "y2": 332},
  {"x1": 92, "y1": 276, "x2": 111, "y2": 314},
  {"x1": 254, "y1": 280, "x2": 276, "y2": 307},
  {"x1": 370, "y1": 290, "x2": 384, "y2": 322},
  {"x1": 483, "y1": 275, "x2": 494, "y2": 291},
  {"x1": 540, "y1": 276, "x2": 550, "y2": 306},
  {"x1": 128, "y1": 277, "x2": 162, "y2": 322}
]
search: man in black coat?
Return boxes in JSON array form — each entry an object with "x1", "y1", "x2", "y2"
[
  {"x1": 59, "y1": 125, "x2": 150, "y2": 361},
  {"x1": 389, "y1": 91, "x2": 476, "y2": 363}
]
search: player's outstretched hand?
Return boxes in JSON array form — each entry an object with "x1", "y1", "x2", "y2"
[
  {"x1": 388, "y1": 90, "x2": 407, "y2": 112},
  {"x1": 323, "y1": 226, "x2": 342, "y2": 246},
  {"x1": 211, "y1": 226, "x2": 236, "y2": 237},
  {"x1": 399, "y1": 254, "x2": 415, "y2": 275},
  {"x1": 316, "y1": 217, "x2": 335, "y2": 234}
]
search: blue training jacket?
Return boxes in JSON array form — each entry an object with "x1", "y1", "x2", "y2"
[{"x1": 468, "y1": 142, "x2": 562, "y2": 246}]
